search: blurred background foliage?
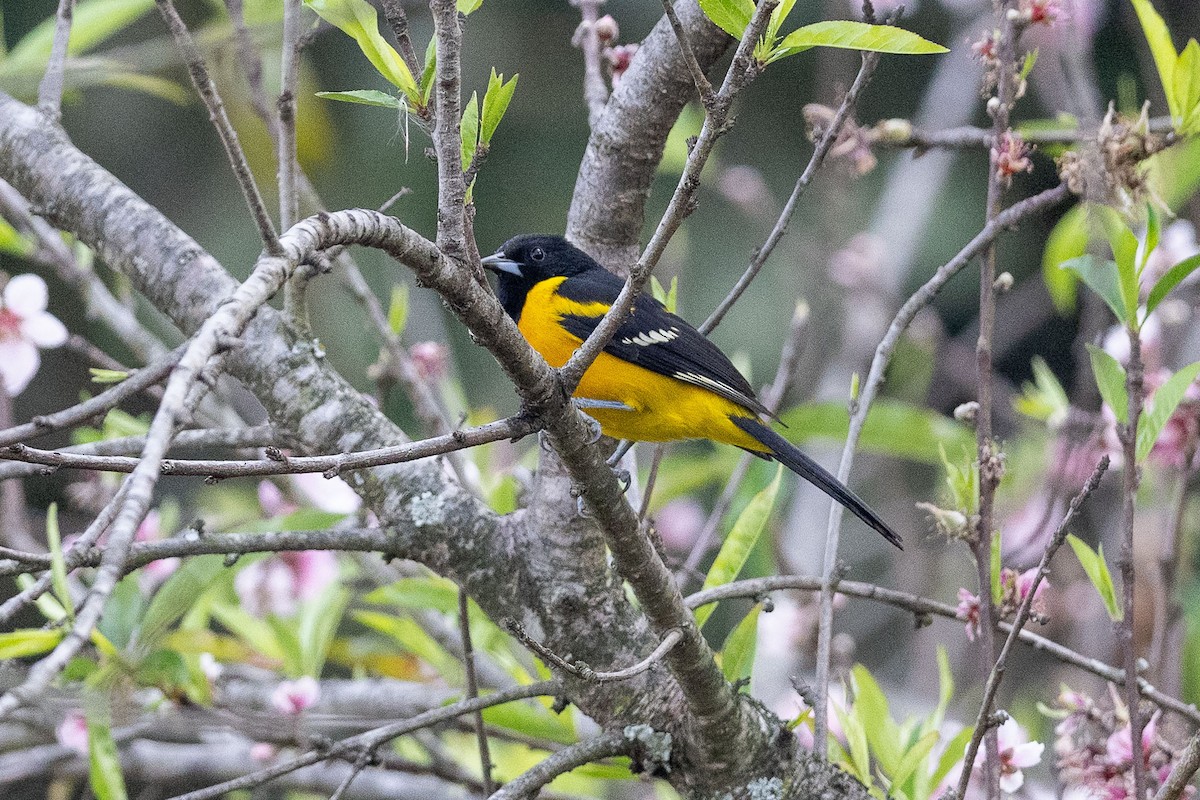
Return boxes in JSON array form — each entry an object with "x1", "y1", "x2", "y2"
[{"x1": 1, "y1": 0, "x2": 1200, "y2": 795}]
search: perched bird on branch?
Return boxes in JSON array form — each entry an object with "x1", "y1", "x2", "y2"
[{"x1": 482, "y1": 234, "x2": 901, "y2": 549}]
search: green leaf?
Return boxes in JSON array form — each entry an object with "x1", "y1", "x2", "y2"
[
  {"x1": 0, "y1": 628, "x2": 63, "y2": 659},
  {"x1": 1061, "y1": 255, "x2": 1127, "y2": 324},
  {"x1": 136, "y1": 556, "x2": 226, "y2": 653},
  {"x1": 852, "y1": 664, "x2": 902, "y2": 775},
  {"x1": 834, "y1": 701, "x2": 872, "y2": 784},
  {"x1": 930, "y1": 726, "x2": 975, "y2": 791},
  {"x1": 891, "y1": 729, "x2": 939, "y2": 789},
  {"x1": 3, "y1": 0, "x2": 155, "y2": 73},
  {"x1": 420, "y1": 37, "x2": 437, "y2": 104},
  {"x1": 650, "y1": 276, "x2": 679, "y2": 313},
  {"x1": 89, "y1": 368, "x2": 131, "y2": 385},
  {"x1": 1143, "y1": 204, "x2": 1162, "y2": 274},
  {"x1": 315, "y1": 89, "x2": 402, "y2": 109},
  {"x1": 770, "y1": 21, "x2": 948, "y2": 63},
  {"x1": 694, "y1": 466, "x2": 782, "y2": 627},
  {"x1": 1087, "y1": 344, "x2": 1130, "y2": 424},
  {"x1": 353, "y1": 609, "x2": 461, "y2": 680},
  {"x1": 720, "y1": 604, "x2": 761, "y2": 683},
  {"x1": 1042, "y1": 204, "x2": 1088, "y2": 314},
  {"x1": 1138, "y1": 361, "x2": 1200, "y2": 462},
  {"x1": 1018, "y1": 48, "x2": 1039, "y2": 83},
  {"x1": 1146, "y1": 253, "x2": 1200, "y2": 316},
  {"x1": 930, "y1": 646, "x2": 954, "y2": 733},
  {"x1": 1099, "y1": 213, "x2": 1142, "y2": 325},
  {"x1": 480, "y1": 696, "x2": 576, "y2": 744},
  {"x1": 364, "y1": 575, "x2": 460, "y2": 613},
  {"x1": 460, "y1": 91, "x2": 479, "y2": 170},
  {"x1": 387, "y1": 284, "x2": 409, "y2": 335},
  {"x1": 304, "y1": 0, "x2": 419, "y2": 101},
  {"x1": 765, "y1": 0, "x2": 798, "y2": 45},
  {"x1": 1014, "y1": 356, "x2": 1071, "y2": 428},
  {"x1": 86, "y1": 706, "x2": 128, "y2": 800},
  {"x1": 697, "y1": 0, "x2": 754, "y2": 39},
  {"x1": 1174, "y1": 40, "x2": 1200, "y2": 133},
  {"x1": 1129, "y1": 0, "x2": 1181, "y2": 121},
  {"x1": 297, "y1": 583, "x2": 348, "y2": 677},
  {"x1": 1067, "y1": 534, "x2": 1124, "y2": 621},
  {"x1": 480, "y1": 69, "x2": 518, "y2": 146},
  {"x1": 0, "y1": 218, "x2": 34, "y2": 257},
  {"x1": 46, "y1": 503, "x2": 74, "y2": 625},
  {"x1": 457, "y1": 0, "x2": 484, "y2": 14}
]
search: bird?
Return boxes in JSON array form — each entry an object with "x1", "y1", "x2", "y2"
[{"x1": 480, "y1": 234, "x2": 902, "y2": 549}]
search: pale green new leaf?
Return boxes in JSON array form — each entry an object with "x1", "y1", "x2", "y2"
[
  {"x1": 1013, "y1": 356, "x2": 1070, "y2": 428},
  {"x1": 304, "y1": 0, "x2": 418, "y2": 100},
  {"x1": 694, "y1": 465, "x2": 783, "y2": 627},
  {"x1": 420, "y1": 37, "x2": 437, "y2": 104},
  {"x1": 46, "y1": 503, "x2": 73, "y2": 624},
  {"x1": 0, "y1": 218, "x2": 34, "y2": 257},
  {"x1": 650, "y1": 276, "x2": 679, "y2": 313},
  {"x1": 89, "y1": 368, "x2": 131, "y2": 384},
  {"x1": 771, "y1": 21, "x2": 948, "y2": 63},
  {"x1": 891, "y1": 729, "x2": 939, "y2": 789},
  {"x1": 480, "y1": 69, "x2": 518, "y2": 146},
  {"x1": 388, "y1": 284, "x2": 409, "y2": 335},
  {"x1": 930, "y1": 726, "x2": 975, "y2": 790},
  {"x1": 1060, "y1": 256, "x2": 1127, "y2": 324},
  {"x1": 1147, "y1": 253, "x2": 1200, "y2": 316},
  {"x1": 834, "y1": 701, "x2": 872, "y2": 784},
  {"x1": 87, "y1": 707, "x2": 128, "y2": 800},
  {"x1": 3, "y1": 0, "x2": 155, "y2": 73},
  {"x1": 765, "y1": 0, "x2": 798, "y2": 44},
  {"x1": 1041, "y1": 204, "x2": 1088, "y2": 314},
  {"x1": 0, "y1": 628, "x2": 63, "y2": 659},
  {"x1": 1174, "y1": 40, "x2": 1200, "y2": 133},
  {"x1": 457, "y1": 0, "x2": 484, "y2": 14},
  {"x1": 461, "y1": 91, "x2": 479, "y2": 170},
  {"x1": 297, "y1": 583, "x2": 348, "y2": 677},
  {"x1": 1138, "y1": 361, "x2": 1200, "y2": 462},
  {"x1": 1067, "y1": 534, "x2": 1123, "y2": 620},
  {"x1": 720, "y1": 604, "x2": 761, "y2": 683},
  {"x1": 1086, "y1": 344, "x2": 1129, "y2": 424},
  {"x1": 1018, "y1": 48, "x2": 1039, "y2": 83},
  {"x1": 852, "y1": 664, "x2": 902, "y2": 775},
  {"x1": 1129, "y1": 0, "x2": 1181, "y2": 121},
  {"x1": 137, "y1": 556, "x2": 226, "y2": 653},
  {"x1": 697, "y1": 0, "x2": 754, "y2": 39},
  {"x1": 315, "y1": 89, "x2": 402, "y2": 109},
  {"x1": 353, "y1": 609, "x2": 461, "y2": 680}
]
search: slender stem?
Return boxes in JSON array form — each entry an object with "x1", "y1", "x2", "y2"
[
  {"x1": 1154, "y1": 729, "x2": 1200, "y2": 800},
  {"x1": 0, "y1": 414, "x2": 537, "y2": 477},
  {"x1": 1121, "y1": 325, "x2": 1147, "y2": 800},
  {"x1": 431, "y1": 0, "x2": 467, "y2": 260},
  {"x1": 507, "y1": 620, "x2": 683, "y2": 683},
  {"x1": 379, "y1": 0, "x2": 422, "y2": 79},
  {"x1": 488, "y1": 731, "x2": 628, "y2": 800},
  {"x1": 278, "y1": 0, "x2": 302, "y2": 232},
  {"x1": 659, "y1": 0, "x2": 715, "y2": 106},
  {"x1": 36, "y1": 0, "x2": 75, "y2": 120},
  {"x1": 458, "y1": 588, "x2": 495, "y2": 795},
  {"x1": 154, "y1": 0, "x2": 282, "y2": 255},
  {"x1": 955, "y1": 457, "x2": 1109, "y2": 800}
]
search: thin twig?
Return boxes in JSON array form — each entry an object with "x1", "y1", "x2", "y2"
[
  {"x1": 488, "y1": 731, "x2": 629, "y2": 800},
  {"x1": 0, "y1": 346, "x2": 182, "y2": 449},
  {"x1": 871, "y1": 115, "x2": 1176, "y2": 150},
  {"x1": 682, "y1": 300, "x2": 810, "y2": 575},
  {"x1": 430, "y1": 0, "x2": 468, "y2": 261},
  {"x1": 459, "y1": 588, "x2": 496, "y2": 795},
  {"x1": 164, "y1": 681, "x2": 562, "y2": 800},
  {"x1": 810, "y1": 182, "x2": 1070, "y2": 749},
  {"x1": 36, "y1": 0, "x2": 75, "y2": 119},
  {"x1": 955, "y1": 456, "x2": 1110, "y2": 800},
  {"x1": 506, "y1": 620, "x2": 683, "y2": 683},
  {"x1": 277, "y1": 0, "x2": 302, "y2": 232},
  {"x1": 379, "y1": 0, "x2": 422, "y2": 80},
  {"x1": 558, "y1": 0, "x2": 779, "y2": 394},
  {"x1": 703, "y1": 53, "x2": 880, "y2": 335},
  {"x1": 1154, "y1": 729, "x2": 1200, "y2": 800},
  {"x1": 0, "y1": 414, "x2": 538, "y2": 477},
  {"x1": 684, "y1": 576, "x2": 1200, "y2": 725},
  {"x1": 223, "y1": 0, "x2": 279, "y2": 137},
  {"x1": 154, "y1": 0, "x2": 282, "y2": 256},
  {"x1": 658, "y1": 0, "x2": 715, "y2": 106}
]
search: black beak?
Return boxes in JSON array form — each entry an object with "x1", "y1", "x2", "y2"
[{"x1": 481, "y1": 251, "x2": 523, "y2": 277}]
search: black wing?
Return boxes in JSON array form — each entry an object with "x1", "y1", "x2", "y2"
[{"x1": 556, "y1": 270, "x2": 772, "y2": 418}]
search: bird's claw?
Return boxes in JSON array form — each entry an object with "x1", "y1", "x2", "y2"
[
  {"x1": 576, "y1": 495, "x2": 593, "y2": 518},
  {"x1": 614, "y1": 469, "x2": 632, "y2": 493},
  {"x1": 582, "y1": 415, "x2": 603, "y2": 445}
]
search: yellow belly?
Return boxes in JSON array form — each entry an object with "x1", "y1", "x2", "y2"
[{"x1": 517, "y1": 278, "x2": 764, "y2": 451}]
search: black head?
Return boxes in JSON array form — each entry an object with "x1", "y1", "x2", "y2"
[{"x1": 481, "y1": 234, "x2": 603, "y2": 321}]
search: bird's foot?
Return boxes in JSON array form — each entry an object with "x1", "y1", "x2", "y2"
[{"x1": 606, "y1": 440, "x2": 634, "y2": 466}]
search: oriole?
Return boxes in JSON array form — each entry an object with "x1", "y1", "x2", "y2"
[{"x1": 481, "y1": 234, "x2": 902, "y2": 549}]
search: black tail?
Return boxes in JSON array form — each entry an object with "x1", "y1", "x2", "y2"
[{"x1": 731, "y1": 416, "x2": 903, "y2": 550}]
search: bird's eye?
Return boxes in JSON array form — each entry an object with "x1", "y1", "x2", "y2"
[{"x1": 530, "y1": 247, "x2": 545, "y2": 262}]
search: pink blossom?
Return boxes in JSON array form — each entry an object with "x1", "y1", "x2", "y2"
[
  {"x1": 1020, "y1": 0, "x2": 1063, "y2": 25},
  {"x1": 271, "y1": 676, "x2": 320, "y2": 715},
  {"x1": 234, "y1": 550, "x2": 339, "y2": 617},
  {"x1": 250, "y1": 742, "x2": 278, "y2": 762},
  {"x1": 986, "y1": 717, "x2": 1045, "y2": 793},
  {"x1": 409, "y1": 341, "x2": 449, "y2": 383},
  {"x1": 958, "y1": 588, "x2": 982, "y2": 641},
  {"x1": 1105, "y1": 712, "x2": 1158, "y2": 767},
  {"x1": 56, "y1": 710, "x2": 89, "y2": 756},
  {"x1": 0, "y1": 274, "x2": 68, "y2": 396},
  {"x1": 653, "y1": 498, "x2": 705, "y2": 551},
  {"x1": 258, "y1": 480, "x2": 296, "y2": 517},
  {"x1": 992, "y1": 131, "x2": 1034, "y2": 187},
  {"x1": 606, "y1": 44, "x2": 637, "y2": 85}
]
